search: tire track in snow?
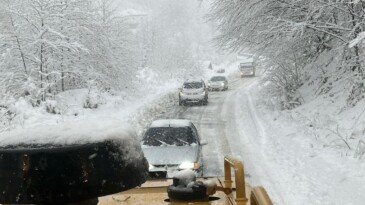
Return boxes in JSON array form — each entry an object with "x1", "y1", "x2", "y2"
[
  {"x1": 192, "y1": 92, "x2": 232, "y2": 176},
  {"x1": 155, "y1": 75, "x2": 363, "y2": 204},
  {"x1": 219, "y1": 77, "x2": 288, "y2": 205},
  {"x1": 162, "y1": 91, "x2": 233, "y2": 177}
]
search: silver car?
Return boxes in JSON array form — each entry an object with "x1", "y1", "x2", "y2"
[
  {"x1": 141, "y1": 119, "x2": 206, "y2": 177},
  {"x1": 207, "y1": 76, "x2": 228, "y2": 91},
  {"x1": 179, "y1": 80, "x2": 208, "y2": 105},
  {"x1": 239, "y1": 63, "x2": 256, "y2": 77}
]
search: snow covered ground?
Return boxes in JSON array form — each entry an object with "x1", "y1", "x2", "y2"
[
  {"x1": 248, "y1": 78, "x2": 365, "y2": 205},
  {"x1": 1, "y1": 61, "x2": 364, "y2": 205},
  {"x1": 152, "y1": 64, "x2": 365, "y2": 205},
  {"x1": 0, "y1": 64, "x2": 220, "y2": 138}
]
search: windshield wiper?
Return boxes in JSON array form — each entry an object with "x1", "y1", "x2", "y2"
[
  {"x1": 169, "y1": 136, "x2": 189, "y2": 145},
  {"x1": 176, "y1": 138, "x2": 189, "y2": 145},
  {"x1": 150, "y1": 138, "x2": 169, "y2": 146}
]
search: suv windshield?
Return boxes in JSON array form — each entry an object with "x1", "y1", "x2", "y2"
[
  {"x1": 240, "y1": 65, "x2": 254, "y2": 70},
  {"x1": 142, "y1": 127, "x2": 197, "y2": 146},
  {"x1": 183, "y1": 82, "x2": 203, "y2": 89},
  {"x1": 211, "y1": 76, "x2": 226, "y2": 81}
]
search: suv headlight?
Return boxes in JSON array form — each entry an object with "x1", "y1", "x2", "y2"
[
  {"x1": 200, "y1": 91, "x2": 205, "y2": 95},
  {"x1": 149, "y1": 164, "x2": 155, "y2": 170},
  {"x1": 180, "y1": 92, "x2": 185, "y2": 96},
  {"x1": 179, "y1": 162, "x2": 199, "y2": 170},
  {"x1": 179, "y1": 162, "x2": 194, "y2": 169}
]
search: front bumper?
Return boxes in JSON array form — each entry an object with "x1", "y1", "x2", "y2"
[
  {"x1": 208, "y1": 85, "x2": 225, "y2": 90},
  {"x1": 241, "y1": 71, "x2": 254, "y2": 76},
  {"x1": 180, "y1": 94, "x2": 205, "y2": 102},
  {"x1": 149, "y1": 165, "x2": 201, "y2": 177},
  {"x1": 149, "y1": 165, "x2": 179, "y2": 172}
]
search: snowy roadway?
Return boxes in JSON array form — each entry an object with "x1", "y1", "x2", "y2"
[
  {"x1": 163, "y1": 76, "x2": 252, "y2": 177},
  {"x1": 1, "y1": 69, "x2": 363, "y2": 204},
  {"x1": 159, "y1": 74, "x2": 365, "y2": 205},
  {"x1": 161, "y1": 75, "x2": 285, "y2": 199}
]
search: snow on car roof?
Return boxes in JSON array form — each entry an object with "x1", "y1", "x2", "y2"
[
  {"x1": 184, "y1": 79, "x2": 203, "y2": 83},
  {"x1": 0, "y1": 119, "x2": 138, "y2": 147},
  {"x1": 150, "y1": 119, "x2": 192, "y2": 128}
]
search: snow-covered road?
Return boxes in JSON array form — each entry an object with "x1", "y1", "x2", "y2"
[
  {"x1": 159, "y1": 74, "x2": 365, "y2": 205},
  {"x1": 160, "y1": 75, "x2": 286, "y2": 198},
  {"x1": 2, "y1": 67, "x2": 364, "y2": 204}
]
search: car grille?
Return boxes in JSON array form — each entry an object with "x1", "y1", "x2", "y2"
[{"x1": 153, "y1": 164, "x2": 179, "y2": 168}]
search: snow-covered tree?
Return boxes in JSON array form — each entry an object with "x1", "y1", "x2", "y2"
[
  {"x1": 209, "y1": 0, "x2": 365, "y2": 108},
  {"x1": 0, "y1": 0, "x2": 141, "y2": 105},
  {"x1": 0, "y1": 0, "x2": 214, "y2": 113}
]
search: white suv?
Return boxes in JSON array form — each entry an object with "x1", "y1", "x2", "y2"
[{"x1": 179, "y1": 80, "x2": 208, "y2": 106}]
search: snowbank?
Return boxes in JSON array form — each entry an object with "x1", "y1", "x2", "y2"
[
  {"x1": 253, "y1": 72, "x2": 365, "y2": 204},
  {"x1": 0, "y1": 119, "x2": 137, "y2": 147}
]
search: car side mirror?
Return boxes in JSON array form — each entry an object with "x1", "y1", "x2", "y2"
[{"x1": 200, "y1": 140, "x2": 208, "y2": 146}]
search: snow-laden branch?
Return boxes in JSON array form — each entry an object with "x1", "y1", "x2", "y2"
[{"x1": 349, "y1": 31, "x2": 365, "y2": 48}]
